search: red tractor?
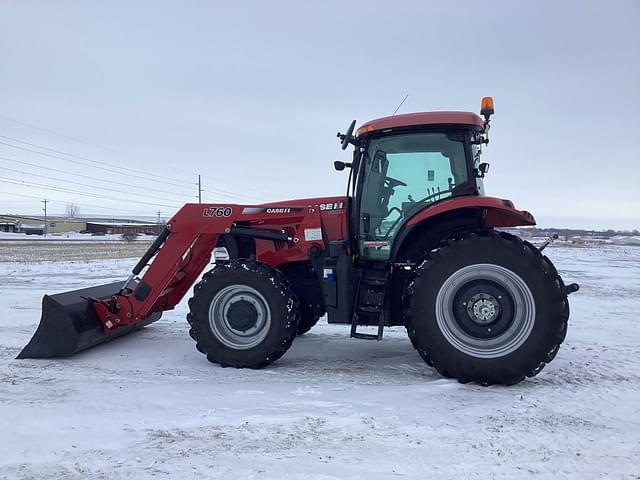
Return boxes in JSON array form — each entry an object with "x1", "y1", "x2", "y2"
[{"x1": 19, "y1": 98, "x2": 578, "y2": 385}]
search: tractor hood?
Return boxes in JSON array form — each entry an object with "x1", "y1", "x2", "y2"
[
  {"x1": 261, "y1": 196, "x2": 347, "y2": 212},
  {"x1": 257, "y1": 195, "x2": 348, "y2": 241}
]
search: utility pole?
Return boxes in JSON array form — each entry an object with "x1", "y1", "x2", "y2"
[
  {"x1": 198, "y1": 174, "x2": 202, "y2": 203},
  {"x1": 157, "y1": 210, "x2": 162, "y2": 224},
  {"x1": 42, "y1": 199, "x2": 48, "y2": 237}
]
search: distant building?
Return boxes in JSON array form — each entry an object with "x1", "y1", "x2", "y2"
[
  {"x1": 0, "y1": 215, "x2": 84, "y2": 234},
  {"x1": 0, "y1": 221, "x2": 17, "y2": 233},
  {"x1": 0, "y1": 215, "x2": 164, "y2": 236},
  {"x1": 18, "y1": 224, "x2": 46, "y2": 235},
  {"x1": 85, "y1": 222, "x2": 164, "y2": 235}
]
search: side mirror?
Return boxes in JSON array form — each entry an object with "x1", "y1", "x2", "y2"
[
  {"x1": 475, "y1": 162, "x2": 490, "y2": 178},
  {"x1": 337, "y1": 120, "x2": 357, "y2": 150},
  {"x1": 334, "y1": 161, "x2": 352, "y2": 171}
]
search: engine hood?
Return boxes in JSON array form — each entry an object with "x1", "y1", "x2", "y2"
[{"x1": 260, "y1": 196, "x2": 348, "y2": 209}]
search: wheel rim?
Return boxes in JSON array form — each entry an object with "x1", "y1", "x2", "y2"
[
  {"x1": 435, "y1": 264, "x2": 535, "y2": 358},
  {"x1": 208, "y1": 285, "x2": 271, "y2": 349}
]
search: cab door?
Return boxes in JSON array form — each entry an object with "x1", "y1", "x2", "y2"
[{"x1": 357, "y1": 132, "x2": 471, "y2": 260}]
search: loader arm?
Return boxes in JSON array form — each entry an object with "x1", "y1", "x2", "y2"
[{"x1": 90, "y1": 203, "x2": 326, "y2": 334}]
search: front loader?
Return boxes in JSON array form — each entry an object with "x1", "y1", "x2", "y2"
[{"x1": 19, "y1": 97, "x2": 579, "y2": 385}]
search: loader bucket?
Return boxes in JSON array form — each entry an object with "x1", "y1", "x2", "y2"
[{"x1": 17, "y1": 281, "x2": 162, "y2": 359}]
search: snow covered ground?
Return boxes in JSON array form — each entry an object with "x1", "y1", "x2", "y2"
[
  {"x1": 0, "y1": 244, "x2": 638, "y2": 479},
  {"x1": 0, "y1": 240, "x2": 152, "y2": 263},
  {"x1": 0, "y1": 231, "x2": 157, "y2": 241}
]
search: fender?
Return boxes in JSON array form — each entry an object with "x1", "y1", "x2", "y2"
[
  {"x1": 406, "y1": 196, "x2": 535, "y2": 228},
  {"x1": 391, "y1": 196, "x2": 535, "y2": 262}
]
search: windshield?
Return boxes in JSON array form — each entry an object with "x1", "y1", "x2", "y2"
[{"x1": 358, "y1": 132, "x2": 471, "y2": 260}]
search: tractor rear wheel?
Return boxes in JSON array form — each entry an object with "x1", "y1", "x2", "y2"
[
  {"x1": 404, "y1": 231, "x2": 568, "y2": 385},
  {"x1": 187, "y1": 260, "x2": 300, "y2": 368}
]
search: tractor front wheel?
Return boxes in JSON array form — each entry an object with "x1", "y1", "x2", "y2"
[
  {"x1": 296, "y1": 304, "x2": 324, "y2": 335},
  {"x1": 187, "y1": 260, "x2": 300, "y2": 368},
  {"x1": 404, "y1": 231, "x2": 569, "y2": 385}
]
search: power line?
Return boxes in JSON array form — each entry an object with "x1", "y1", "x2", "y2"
[
  {"x1": 0, "y1": 165, "x2": 192, "y2": 205},
  {"x1": 0, "y1": 123, "x2": 284, "y2": 204},
  {"x1": 1, "y1": 190, "x2": 164, "y2": 216},
  {"x1": 0, "y1": 114, "x2": 201, "y2": 179},
  {"x1": 199, "y1": 188, "x2": 265, "y2": 203},
  {"x1": 0, "y1": 130, "x2": 281, "y2": 200},
  {"x1": 0, "y1": 133, "x2": 196, "y2": 186},
  {"x1": 0, "y1": 175, "x2": 181, "y2": 209},
  {"x1": 0, "y1": 158, "x2": 196, "y2": 202},
  {"x1": 200, "y1": 186, "x2": 267, "y2": 202},
  {"x1": 0, "y1": 140, "x2": 197, "y2": 191},
  {"x1": 0, "y1": 153, "x2": 266, "y2": 203},
  {"x1": 199, "y1": 183, "x2": 280, "y2": 202},
  {"x1": 0, "y1": 137, "x2": 267, "y2": 202}
]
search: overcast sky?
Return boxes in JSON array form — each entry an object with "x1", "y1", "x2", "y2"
[{"x1": 0, "y1": 0, "x2": 638, "y2": 229}]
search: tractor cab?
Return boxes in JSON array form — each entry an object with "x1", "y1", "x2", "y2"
[{"x1": 337, "y1": 98, "x2": 494, "y2": 261}]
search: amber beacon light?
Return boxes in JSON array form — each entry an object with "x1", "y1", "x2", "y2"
[{"x1": 481, "y1": 96, "x2": 495, "y2": 121}]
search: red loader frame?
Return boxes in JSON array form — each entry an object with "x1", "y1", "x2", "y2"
[{"x1": 92, "y1": 203, "x2": 327, "y2": 333}]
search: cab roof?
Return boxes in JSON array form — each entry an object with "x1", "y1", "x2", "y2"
[{"x1": 357, "y1": 111, "x2": 484, "y2": 136}]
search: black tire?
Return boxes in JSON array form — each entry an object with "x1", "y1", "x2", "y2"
[
  {"x1": 187, "y1": 260, "x2": 300, "y2": 368},
  {"x1": 405, "y1": 231, "x2": 569, "y2": 385},
  {"x1": 296, "y1": 304, "x2": 324, "y2": 335}
]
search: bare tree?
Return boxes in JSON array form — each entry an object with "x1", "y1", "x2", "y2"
[
  {"x1": 121, "y1": 231, "x2": 138, "y2": 243},
  {"x1": 66, "y1": 203, "x2": 79, "y2": 219}
]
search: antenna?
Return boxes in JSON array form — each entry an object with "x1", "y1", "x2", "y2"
[{"x1": 392, "y1": 94, "x2": 409, "y2": 116}]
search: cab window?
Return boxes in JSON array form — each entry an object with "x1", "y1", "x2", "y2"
[{"x1": 358, "y1": 132, "x2": 470, "y2": 260}]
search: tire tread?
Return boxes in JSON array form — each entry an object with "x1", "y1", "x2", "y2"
[
  {"x1": 404, "y1": 230, "x2": 569, "y2": 385},
  {"x1": 187, "y1": 259, "x2": 300, "y2": 368}
]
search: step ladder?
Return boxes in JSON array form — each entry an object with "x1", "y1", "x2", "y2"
[{"x1": 350, "y1": 268, "x2": 390, "y2": 341}]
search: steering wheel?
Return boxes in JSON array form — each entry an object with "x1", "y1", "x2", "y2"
[
  {"x1": 384, "y1": 176, "x2": 407, "y2": 189},
  {"x1": 415, "y1": 188, "x2": 453, "y2": 204}
]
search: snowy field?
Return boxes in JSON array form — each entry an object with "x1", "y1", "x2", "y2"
[
  {"x1": 0, "y1": 232, "x2": 158, "y2": 242},
  {"x1": 0, "y1": 240, "x2": 152, "y2": 263},
  {"x1": 0, "y1": 243, "x2": 638, "y2": 479}
]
